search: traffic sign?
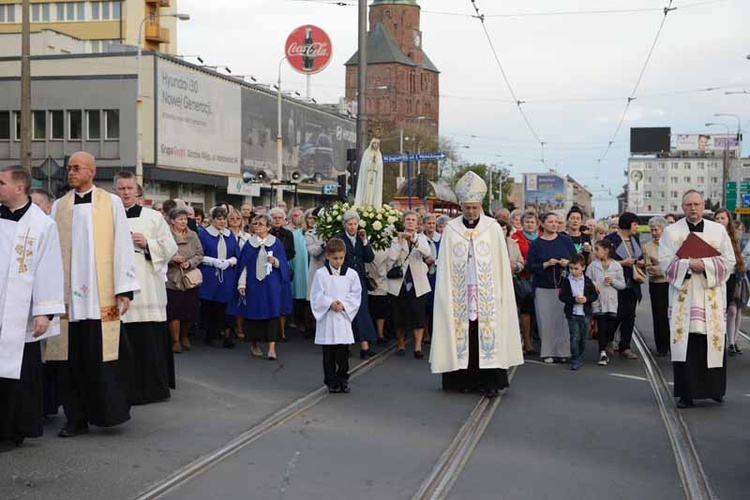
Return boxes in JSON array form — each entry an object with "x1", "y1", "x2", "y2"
[
  {"x1": 735, "y1": 207, "x2": 750, "y2": 215},
  {"x1": 382, "y1": 152, "x2": 447, "y2": 163},
  {"x1": 742, "y1": 194, "x2": 750, "y2": 207}
]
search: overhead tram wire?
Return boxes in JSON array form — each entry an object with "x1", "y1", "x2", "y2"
[
  {"x1": 468, "y1": 0, "x2": 546, "y2": 165},
  {"x1": 595, "y1": 0, "x2": 677, "y2": 178}
]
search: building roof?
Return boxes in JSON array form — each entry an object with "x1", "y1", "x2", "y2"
[{"x1": 345, "y1": 23, "x2": 440, "y2": 73}]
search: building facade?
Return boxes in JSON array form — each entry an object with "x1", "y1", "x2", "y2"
[
  {"x1": 344, "y1": 0, "x2": 439, "y2": 136},
  {"x1": 0, "y1": 51, "x2": 356, "y2": 209},
  {"x1": 626, "y1": 135, "x2": 742, "y2": 213},
  {"x1": 0, "y1": 0, "x2": 178, "y2": 53}
]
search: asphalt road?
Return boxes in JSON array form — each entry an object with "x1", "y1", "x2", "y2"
[{"x1": 0, "y1": 293, "x2": 747, "y2": 499}]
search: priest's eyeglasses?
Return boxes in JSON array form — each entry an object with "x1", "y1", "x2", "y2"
[{"x1": 66, "y1": 164, "x2": 89, "y2": 173}]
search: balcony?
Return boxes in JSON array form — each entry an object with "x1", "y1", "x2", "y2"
[
  {"x1": 145, "y1": 24, "x2": 170, "y2": 44},
  {"x1": 146, "y1": 0, "x2": 171, "y2": 6}
]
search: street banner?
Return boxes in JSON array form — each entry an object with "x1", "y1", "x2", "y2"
[
  {"x1": 523, "y1": 173, "x2": 567, "y2": 212},
  {"x1": 675, "y1": 134, "x2": 740, "y2": 152},
  {"x1": 285, "y1": 25, "x2": 333, "y2": 75},
  {"x1": 383, "y1": 152, "x2": 446, "y2": 163},
  {"x1": 157, "y1": 59, "x2": 241, "y2": 176}
]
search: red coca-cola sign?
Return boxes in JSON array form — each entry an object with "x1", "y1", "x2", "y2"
[{"x1": 285, "y1": 25, "x2": 333, "y2": 75}]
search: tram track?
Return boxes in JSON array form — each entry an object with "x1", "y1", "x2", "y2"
[
  {"x1": 133, "y1": 342, "x2": 400, "y2": 500},
  {"x1": 412, "y1": 367, "x2": 518, "y2": 500},
  {"x1": 632, "y1": 327, "x2": 715, "y2": 500}
]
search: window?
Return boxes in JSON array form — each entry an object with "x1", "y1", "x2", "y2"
[
  {"x1": 31, "y1": 4, "x2": 41, "y2": 22},
  {"x1": 77, "y1": 2, "x2": 85, "y2": 20},
  {"x1": 683, "y1": 176, "x2": 691, "y2": 183},
  {"x1": 91, "y1": 2, "x2": 100, "y2": 19},
  {"x1": 0, "y1": 5, "x2": 16, "y2": 23},
  {"x1": 57, "y1": 3, "x2": 65, "y2": 20},
  {"x1": 670, "y1": 176, "x2": 678, "y2": 183},
  {"x1": 683, "y1": 162, "x2": 691, "y2": 170},
  {"x1": 102, "y1": 1, "x2": 110, "y2": 20},
  {"x1": 659, "y1": 176, "x2": 666, "y2": 183},
  {"x1": 104, "y1": 109, "x2": 119, "y2": 139},
  {"x1": 0, "y1": 111, "x2": 9, "y2": 140},
  {"x1": 86, "y1": 110, "x2": 101, "y2": 140},
  {"x1": 661, "y1": 205, "x2": 666, "y2": 212},
  {"x1": 50, "y1": 110, "x2": 64, "y2": 140},
  {"x1": 671, "y1": 191, "x2": 679, "y2": 198},
  {"x1": 32, "y1": 111, "x2": 46, "y2": 140},
  {"x1": 645, "y1": 191, "x2": 652, "y2": 198},
  {"x1": 711, "y1": 177, "x2": 719, "y2": 183},
  {"x1": 646, "y1": 205, "x2": 652, "y2": 211},
  {"x1": 68, "y1": 110, "x2": 82, "y2": 140},
  {"x1": 697, "y1": 162, "x2": 705, "y2": 170},
  {"x1": 659, "y1": 191, "x2": 666, "y2": 198},
  {"x1": 658, "y1": 162, "x2": 666, "y2": 170},
  {"x1": 646, "y1": 177, "x2": 652, "y2": 183},
  {"x1": 671, "y1": 162, "x2": 679, "y2": 169},
  {"x1": 112, "y1": 1, "x2": 120, "y2": 19},
  {"x1": 697, "y1": 176, "x2": 705, "y2": 183},
  {"x1": 672, "y1": 205, "x2": 678, "y2": 211},
  {"x1": 645, "y1": 164, "x2": 652, "y2": 170},
  {"x1": 13, "y1": 111, "x2": 20, "y2": 141},
  {"x1": 42, "y1": 3, "x2": 50, "y2": 21},
  {"x1": 67, "y1": 2, "x2": 75, "y2": 21}
]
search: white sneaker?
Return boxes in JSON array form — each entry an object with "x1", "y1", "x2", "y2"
[
  {"x1": 543, "y1": 357, "x2": 554, "y2": 364},
  {"x1": 598, "y1": 352, "x2": 609, "y2": 366}
]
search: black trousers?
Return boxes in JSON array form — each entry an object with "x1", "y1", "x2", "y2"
[
  {"x1": 0, "y1": 342, "x2": 44, "y2": 444},
  {"x1": 596, "y1": 314, "x2": 619, "y2": 352},
  {"x1": 649, "y1": 282, "x2": 670, "y2": 355},
  {"x1": 614, "y1": 288, "x2": 638, "y2": 351},
  {"x1": 322, "y1": 345, "x2": 350, "y2": 389},
  {"x1": 442, "y1": 321, "x2": 508, "y2": 393},
  {"x1": 673, "y1": 333, "x2": 726, "y2": 400},
  {"x1": 201, "y1": 300, "x2": 228, "y2": 342},
  {"x1": 58, "y1": 320, "x2": 130, "y2": 428}
]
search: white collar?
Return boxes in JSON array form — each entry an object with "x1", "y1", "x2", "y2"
[
  {"x1": 206, "y1": 225, "x2": 231, "y2": 237},
  {"x1": 75, "y1": 185, "x2": 95, "y2": 197},
  {"x1": 249, "y1": 234, "x2": 277, "y2": 248}
]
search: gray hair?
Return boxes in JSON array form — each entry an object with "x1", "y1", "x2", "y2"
[
  {"x1": 268, "y1": 207, "x2": 286, "y2": 218},
  {"x1": 510, "y1": 209, "x2": 523, "y2": 219},
  {"x1": 342, "y1": 210, "x2": 359, "y2": 223},
  {"x1": 422, "y1": 214, "x2": 436, "y2": 223},
  {"x1": 169, "y1": 208, "x2": 189, "y2": 221},
  {"x1": 252, "y1": 213, "x2": 272, "y2": 227},
  {"x1": 648, "y1": 216, "x2": 668, "y2": 230},
  {"x1": 436, "y1": 215, "x2": 451, "y2": 225}
]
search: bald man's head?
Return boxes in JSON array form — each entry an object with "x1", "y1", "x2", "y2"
[{"x1": 67, "y1": 151, "x2": 96, "y2": 191}]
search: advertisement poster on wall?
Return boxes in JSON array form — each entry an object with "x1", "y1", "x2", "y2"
[
  {"x1": 675, "y1": 134, "x2": 740, "y2": 152},
  {"x1": 241, "y1": 87, "x2": 356, "y2": 181},
  {"x1": 157, "y1": 59, "x2": 242, "y2": 176},
  {"x1": 523, "y1": 174, "x2": 566, "y2": 212}
]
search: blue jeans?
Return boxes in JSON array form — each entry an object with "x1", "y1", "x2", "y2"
[{"x1": 568, "y1": 315, "x2": 589, "y2": 364}]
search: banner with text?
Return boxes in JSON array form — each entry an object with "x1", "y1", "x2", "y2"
[{"x1": 157, "y1": 59, "x2": 241, "y2": 176}]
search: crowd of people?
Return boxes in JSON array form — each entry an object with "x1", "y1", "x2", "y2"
[{"x1": 0, "y1": 152, "x2": 740, "y2": 449}]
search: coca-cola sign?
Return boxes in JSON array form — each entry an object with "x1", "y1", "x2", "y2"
[{"x1": 285, "y1": 25, "x2": 333, "y2": 75}]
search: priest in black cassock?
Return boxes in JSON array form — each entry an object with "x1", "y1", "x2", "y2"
[
  {"x1": 47, "y1": 152, "x2": 140, "y2": 437},
  {"x1": 114, "y1": 171, "x2": 177, "y2": 405},
  {"x1": 0, "y1": 166, "x2": 65, "y2": 448}
]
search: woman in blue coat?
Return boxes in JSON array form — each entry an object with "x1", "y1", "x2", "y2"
[
  {"x1": 199, "y1": 207, "x2": 240, "y2": 348},
  {"x1": 234, "y1": 214, "x2": 291, "y2": 360}
]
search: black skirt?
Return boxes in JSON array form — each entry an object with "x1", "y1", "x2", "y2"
[
  {"x1": 246, "y1": 319, "x2": 282, "y2": 343},
  {"x1": 673, "y1": 333, "x2": 727, "y2": 400},
  {"x1": 368, "y1": 295, "x2": 390, "y2": 320},
  {"x1": 0, "y1": 342, "x2": 44, "y2": 444},
  {"x1": 442, "y1": 321, "x2": 509, "y2": 393},
  {"x1": 391, "y1": 285, "x2": 427, "y2": 329},
  {"x1": 120, "y1": 322, "x2": 172, "y2": 405},
  {"x1": 167, "y1": 288, "x2": 201, "y2": 322}
]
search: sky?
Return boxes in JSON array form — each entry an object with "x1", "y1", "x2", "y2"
[{"x1": 177, "y1": 0, "x2": 750, "y2": 216}]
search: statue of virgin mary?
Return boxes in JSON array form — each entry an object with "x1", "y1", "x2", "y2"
[{"x1": 354, "y1": 138, "x2": 384, "y2": 208}]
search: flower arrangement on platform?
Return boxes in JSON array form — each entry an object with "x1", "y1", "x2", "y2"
[{"x1": 315, "y1": 201, "x2": 404, "y2": 251}]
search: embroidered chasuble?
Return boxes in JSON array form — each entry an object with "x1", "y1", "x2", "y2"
[
  {"x1": 658, "y1": 217, "x2": 734, "y2": 368},
  {"x1": 429, "y1": 214, "x2": 524, "y2": 373},
  {"x1": 46, "y1": 188, "x2": 139, "y2": 362},
  {"x1": 0, "y1": 201, "x2": 65, "y2": 380}
]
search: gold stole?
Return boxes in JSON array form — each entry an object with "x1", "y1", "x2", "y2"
[{"x1": 45, "y1": 188, "x2": 121, "y2": 362}]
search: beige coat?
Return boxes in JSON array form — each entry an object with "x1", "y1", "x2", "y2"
[
  {"x1": 643, "y1": 240, "x2": 667, "y2": 283},
  {"x1": 166, "y1": 229, "x2": 204, "y2": 291},
  {"x1": 506, "y1": 237, "x2": 524, "y2": 275},
  {"x1": 386, "y1": 232, "x2": 432, "y2": 297}
]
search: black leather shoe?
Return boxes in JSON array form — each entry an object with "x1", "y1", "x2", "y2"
[
  {"x1": 712, "y1": 397, "x2": 724, "y2": 403},
  {"x1": 676, "y1": 398, "x2": 693, "y2": 409},
  {"x1": 482, "y1": 388, "x2": 499, "y2": 398},
  {"x1": 340, "y1": 384, "x2": 351, "y2": 393},
  {"x1": 58, "y1": 424, "x2": 89, "y2": 438},
  {"x1": 359, "y1": 349, "x2": 368, "y2": 359},
  {"x1": 328, "y1": 385, "x2": 342, "y2": 394}
]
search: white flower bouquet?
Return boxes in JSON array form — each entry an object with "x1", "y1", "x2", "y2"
[{"x1": 316, "y1": 201, "x2": 404, "y2": 251}]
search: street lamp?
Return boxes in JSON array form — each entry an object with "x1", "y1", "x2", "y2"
[
  {"x1": 276, "y1": 55, "x2": 288, "y2": 206},
  {"x1": 136, "y1": 12, "x2": 190, "y2": 187},
  {"x1": 706, "y1": 122, "x2": 732, "y2": 208},
  {"x1": 202, "y1": 65, "x2": 232, "y2": 74}
]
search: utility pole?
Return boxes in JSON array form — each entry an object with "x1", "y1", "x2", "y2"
[
  {"x1": 356, "y1": 0, "x2": 368, "y2": 161},
  {"x1": 20, "y1": 0, "x2": 31, "y2": 171}
]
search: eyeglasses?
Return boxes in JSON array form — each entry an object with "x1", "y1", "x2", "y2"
[{"x1": 66, "y1": 164, "x2": 89, "y2": 172}]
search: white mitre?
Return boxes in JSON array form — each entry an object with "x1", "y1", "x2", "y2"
[{"x1": 455, "y1": 171, "x2": 487, "y2": 203}]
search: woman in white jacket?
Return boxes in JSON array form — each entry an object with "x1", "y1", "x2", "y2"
[{"x1": 387, "y1": 211, "x2": 432, "y2": 358}]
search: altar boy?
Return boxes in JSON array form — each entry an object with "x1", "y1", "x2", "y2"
[
  {"x1": 311, "y1": 238, "x2": 362, "y2": 393},
  {"x1": 0, "y1": 165, "x2": 65, "y2": 447}
]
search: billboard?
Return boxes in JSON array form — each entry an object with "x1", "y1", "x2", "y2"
[
  {"x1": 157, "y1": 59, "x2": 242, "y2": 176},
  {"x1": 630, "y1": 127, "x2": 671, "y2": 154},
  {"x1": 675, "y1": 134, "x2": 740, "y2": 152},
  {"x1": 241, "y1": 87, "x2": 356, "y2": 181},
  {"x1": 627, "y1": 164, "x2": 645, "y2": 210},
  {"x1": 523, "y1": 174, "x2": 566, "y2": 212}
]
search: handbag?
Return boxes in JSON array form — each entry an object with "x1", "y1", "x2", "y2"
[
  {"x1": 513, "y1": 276, "x2": 534, "y2": 302},
  {"x1": 623, "y1": 240, "x2": 646, "y2": 284},
  {"x1": 181, "y1": 267, "x2": 203, "y2": 289},
  {"x1": 386, "y1": 264, "x2": 404, "y2": 280},
  {"x1": 733, "y1": 272, "x2": 750, "y2": 304},
  {"x1": 365, "y1": 272, "x2": 378, "y2": 292}
]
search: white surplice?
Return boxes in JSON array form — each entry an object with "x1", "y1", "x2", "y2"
[
  {"x1": 0, "y1": 202, "x2": 65, "y2": 380},
  {"x1": 51, "y1": 188, "x2": 139, "y2": 321},
  {"x1": 311, "y1": 265, "x2": 361, "y2": 345},
  {"x1": 658, "y1": 218, "x2": 734, "y2": 368},
  {"x1": 122, "y1": 206, "x2": 177, "y2": 323}
]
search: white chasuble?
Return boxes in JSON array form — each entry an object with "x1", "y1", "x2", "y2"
[
  {"x1": 429, "y1": 215, "x2": 524, "y2": 373},
  {"x1": 311, "y1": 266, "x2": 361, "y2": 345},
  {"x1": 658, "y1": 218, "x2": 734, "y2": 368},
  {"x1": 46, "y1": 187, "x2": 140, "y2": 362},
  {"x1": 0, "y1": 203, "x2": 65, "y2": 379},
  {"x1": 122, "y1": 207, "x2": 177, "y2": 323}
]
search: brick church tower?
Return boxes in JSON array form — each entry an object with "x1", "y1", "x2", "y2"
[{"x1": 345, "y1": 0, "x2": 440, "y2": 137}]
